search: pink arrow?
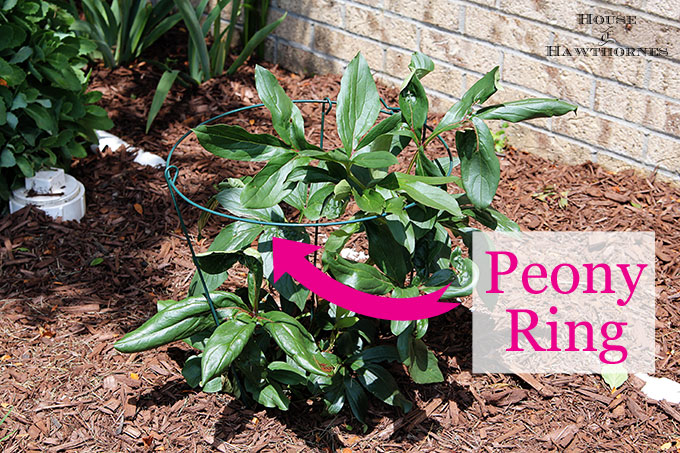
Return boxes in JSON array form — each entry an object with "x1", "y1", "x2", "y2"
[{"x1": 273, "y1": 237, "x2": 459, "y2": 321}]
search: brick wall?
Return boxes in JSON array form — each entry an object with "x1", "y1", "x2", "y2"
[{"x1": 261, "y1": 0, "x2": 680, "y2": 182}]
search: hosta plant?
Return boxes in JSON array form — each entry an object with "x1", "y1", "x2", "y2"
[{"x1": 115, "y1": 52, "x2": 577, "y2": 422}]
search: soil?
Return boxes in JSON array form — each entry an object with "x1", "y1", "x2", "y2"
[{"x1": 1, "y1": 31, "x2": 679, "y2": 452}]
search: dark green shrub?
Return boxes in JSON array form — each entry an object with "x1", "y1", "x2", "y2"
[
  {"x1": 115, "y1": 52, "x2": 577, "y2": 423},
  {"x1": 0, "y1": 0, "x2": 112, "y2": 200}
]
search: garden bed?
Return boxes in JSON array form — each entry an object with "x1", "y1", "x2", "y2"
[{"x1": 0, "y1": 55, "x2": 679, "y2": 452}]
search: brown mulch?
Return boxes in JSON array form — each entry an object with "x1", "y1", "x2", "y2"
[{"x1": 1, "y1": 35, "x2": 680, "y2": 452}]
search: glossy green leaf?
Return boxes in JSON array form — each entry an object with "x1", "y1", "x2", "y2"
[
  {"x1": 194, "y1": 124, "x2": 291, "y2": 161},
  {"x1": 254, "y1": 65, "x2": 307, "y2": 149},
  {"x1": 399, "y1": 77, "x2": 428, "y2": 139},
  {"x1": 404, "y1": 337, "x2": 443, "y2": 384},
  {"x1": 182, "y1": 355, "x2": 202, "y2": 388},
  {"x1": 365, "y1": 220, "x2": 411, "y2": 285},
  {"x1": 398, "y1": 179, "x2": 463, "y2": 217},
  {"x1": 352, "y1": 188, "x2": 384, "y2": 214},
  {"x1": 430, "y1": 66, "x2": 500, "y2": 138},
  {"x1": 337, "y1": 53, "x2": 380, "y2": 154},
  {"x1": 267, "y1": 361, "x2": 307, "y2": 386},
  {"x1": 355, "y1": 114, "x2": 401, "y2": 151},
  {"x1": 357, "y1": 363, "x2": 412, "y2": 412},
  {"x1": 476, "y1": 98, "x2": 577, "y2": 123},
  {"x1": 325, "y1": 255, "x2": 395, "y2": 295},
  {"x1": 201, "y1": 316, "x2": 255, "y2": 383},
  {"x1": 195, "y1": 250, "x2": 241, "y2": 274},
  {"x1": 240, "y1": 151, "x2": 303, "y2": 208},
  {"x1": 216, "y1": 187, "x2": 285, "y2": 222},
  {"x1": 24, "y1": 104, "x2": 56, "y2": 134},
  {"x1": 344, "y1": 375, "x2": 368, "y2": 423},
  {"x1": 456, "y1": 117, "x2": 500, "y2": 208},
  {"x1": 352, "y1": 151, "x2": 398, "y2": 169},
  {"x1": 253, "y1": 382, "x2": 290, "y2": 410},
  {"x1": 263, "y1": 311, "x2": 329, "y2": 376},
  {"x1": 113, "y1": 292, "x2": 245, "y2": 353}
]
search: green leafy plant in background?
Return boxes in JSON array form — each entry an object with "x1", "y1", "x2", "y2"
[
  {"x1": 145, "y1": 0, "x2": 285, "y2": 132},
  {"x1": 492, "y1": 121, "x2": 508, "y2": 154},
  {"x1": 115, "y1": 52, "x2": 576, "y2": 422},
  {"x1": 71, "y1": 0, "x2": 181, "y2": 68},
  {"x1": 0, "y1": 0, "x2": 113, "y2": 202}
]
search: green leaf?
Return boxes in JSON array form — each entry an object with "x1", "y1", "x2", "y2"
[
  {"x1": 365, "y1": 220, "x2": 411, "y2": 285},
  {"x1": 470, "y1": 207, "x2": 520, "y2": 232},
  {"x1": 240, "y1": 152, "x2": 302, "y2": 208},
  {"x1": 262, "y1": 311, "x2": 330, "y2": 376},
  {"x1": 202, "y1": 376, "x2": 224, "y2": 393},
  {"x1": 407, "y1": 52, "x2": 434, "y2": 81},
  {"x1": 89, "y1": 257, "x2": 104, "y2": 266},
  {"x1": 254, "y1": 65, "x2": 307, "y2": 149},
  {"x1": 146, "y1": 69, "x2": 178, "y2": 133},
  {"x1": 267, "y1": 361, "x2": 307, "y2": 386},
  {"x1": 357, "y1": 364, "x2": 412, "y2": 412},
  {"x1": 195, "y1": 250, "x2": 241, "y2": 274},
  {"x1": 194, "y1": 124, "x2": 290, "y2": 161},
  {"x1": 344, "y1": 375, "x2": 368, "y2": 423},
  {"x1": 253, "y1": 382, "x2": 290, "y2": 410},
  {"x1": 476, "y1": 98, "x2": 577, "y2": 123},
  {"x1": 349, "y1": 345, "x2": 400, "y2": 371},
  {"x1": 430, "y1": 66, "x2": 500, "y2": 138},
  {"x1": 174, "y1": 0, "x2": 211, "y2": 78},
  {"x1": 0, "y1": 147, "x2": 16, "y2": 167},
  {"x1": 393, "y1": 172, "x2": 462, "y2": 187},
  {"x1": 397, "y1": 179, "x2": 463, "y2": 217},
  {"x1": 201, "y1": 315, "x2": 255, "y2": 383},
  {"x1": 456, "y1": 117, "x2": 500, "y2": 208},
  {"x1": 189, "y1": 222, "x2": 264, "y2": 296},
  {"x1": 258, "y1": 227, "x2": 311, "y2": 310},
  {"x1": 352, "y1": 188, "x2": 384, "y2": 214},
  {"x1": 114, "y1": 292, "x2": 245, "y2": 352},
  {"x1": 405, "y1": 338, "x2": 443, "y2": 384},
  {"x1": 325, "y1": 255, "x2": 395, "y2": 295},
  {"x1": 24, "y1": 104, "x2": 56, "y2": 134},
  {"x1": 355, "y1": 114, "x2": 401, "y2": 151},
  {"x1": 216, "y1": 187, "x2": 285, "y2": 222},
  {"x1": 336, "y1": 53, "x2": 380, "y2": 154},
  {"x1": 352, "y1": 151, "x2": 398, "y2": 169},
  {"x1": 15, "y1": 155, "x2": 33, "y2": 177},
  {"x1": 182, "y1": 355, "x2": 202, "y2": 388},
  {"x1": 399, "y1": 77, "x2": 428, "y2": 138},
  {"x1": 601, "y1": 364, "x2": 628, "y2": 390}
]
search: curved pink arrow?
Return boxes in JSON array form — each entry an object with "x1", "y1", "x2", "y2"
[{"x1": 273, "y1": 237, "x2": 459, "y2": 321}]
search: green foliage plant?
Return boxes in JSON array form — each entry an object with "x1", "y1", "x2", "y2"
[
  {"x1": 115, "y1": 52, "x2": 577, "y2": 423},
  {"x1": 72, "y1": 0, "x2": 181, "y2": 68},
  {"x1": 145, "y1": 0, "x2": 285, "y2": 132},
  {"x1": 0, "y1": 0, "x2": 113, "y2": 200}
]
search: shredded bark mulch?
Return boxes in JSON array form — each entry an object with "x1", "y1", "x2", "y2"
[{"x1": 1, "y1": 37, "x2": 679, "y2": 451}]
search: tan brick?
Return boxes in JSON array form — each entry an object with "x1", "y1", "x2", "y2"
[
  {"x1": 465, "y1": 5, "x2": 552, "y2": 57},
  {"x1": 647, "y1": 135, "x2": 680, "y2": 172},
  {"x1": 422, "y1": 63, "x2": 465, "y2": 98},
  {"x1": 641, "y1": 96, "x2": 680, "y2": 136},
  {"x1": 548, "y1": 31, "x2": 647, "y2": 86},
  {"x1": 645, "y1": 0, "x2": 680, "y2": 20},
  {"x1": 312, "y1": 26, "x2": 384, "y2": 71},
  {"x1": 420, "y1": 28, "x2": 500, "y2": 73},
  {"x1": 649, "y1": 59, "x2": 680, "y2": 98},
  {"x1": 552, "y1": 114, "x2": 646, "y2": 159},
  {"x1": 498, "y1": 0, "x2": 590, "y2": 30},
  {"x1": 345, "y1": 5, "x2": 419, "y2": 49},
  {"x1": 502, "y1": 53, "x2": 592, "y2": 106},
  {"x1": 385, "y1": 48, "x2": 414, "y2": 80},
  {"x1": 505, "y1": 124, "x2": 592, "y2": 165},
  {"x1": 269, "y1": 10, "x2": 312, "y2": 46},
  {"x1": 594, "y1": 80, "x2": 646, "y2": 123},
  {"x1": 385, "y1": 0, "x2": 460, "y2": 30},
  {"x1": 276, "y1": 0, "x2": 343, "y2": 26},
  {"x1": 277, "y1": 42, "x2": 344, "y2": 76},
  {"x1": 597, "y1": 152, "x2": 641, "y2": 173},
  {"x1": 604, "y1": 0, "x2": 645, "y2": 8}
]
